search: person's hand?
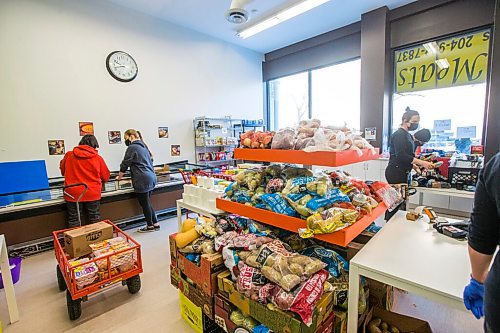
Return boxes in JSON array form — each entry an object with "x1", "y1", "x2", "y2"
[
  {"x1": 463, "y1": 276, "x2": 484, "y2": 319},
  {"x1": 417, "y1": 160, "x2": 434, "y2": 170},
  {"x1": 115, "y1": 176, "x2": 122, "y2": 181}
]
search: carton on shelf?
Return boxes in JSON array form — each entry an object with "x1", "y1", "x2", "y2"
[
  {"x1": 217, "y1": 271, "x2": 334, "y2": 333},
  {"x1": 367, "y1": 279, "x2": 394, "y2": 310},
  {"x1": 171, "y1": 263, "x2": 223, "y2": 319},
  {"x1": 169, "y1": 233, "x2": 226, "y2": 296},
  {"x1": 362, "y1": 307, "x2": 433, "y2": 333},
  {"x1": 63, "y1": 221, "x2": 113, "y2": 258},
  {"x1": 215, "y1": 295, "x2": 336, "y2": 333}
]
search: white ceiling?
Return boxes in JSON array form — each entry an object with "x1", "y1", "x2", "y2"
[{"x1": 106, "y1": 0, "x2": 417, "y2": 53}]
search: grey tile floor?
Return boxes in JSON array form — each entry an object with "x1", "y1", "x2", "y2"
[{"x1": 0, "y1": 216, "x2": 483, "y2": 332}]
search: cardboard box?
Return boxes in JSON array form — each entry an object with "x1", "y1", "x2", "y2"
[
  {"x1": 332, "y1": 310, "x2": 346, "y2": 333},
  {"x1": 215, "y1": 294, "x2": 335, "y2": 333},
  {"x1": 180, "y1": 290, "x2": 204, "y2": 333},
  {"x1": 217, "y1": 271, "x2": 334, "y2": 333},
  {"x1": 367, "y1": 279, "x2": 394, "y2": 310},
  {"x1": 170, "y1": 232, "x2": 226, "y2": 296},
  {"x1": 362, "y1": 307, "x2": 433, "y2": 333},
  {"x1": 171, "y1": 264, "x2": 220, "y2": 319},
  {"x1": 63, "y1": 221, "x2": 113, "y2": 258},
  {"x1": 177, "y1": 252, "x2": 225, "y2": 296}
]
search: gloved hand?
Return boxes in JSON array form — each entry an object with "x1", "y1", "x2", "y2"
[{"x1": 463, "y1": 276, "x2": 484, "y2": 319}]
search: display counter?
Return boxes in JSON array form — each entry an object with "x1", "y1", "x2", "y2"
[{"x1": 0, "y1": 161, "x2": 205, "y2": 249}]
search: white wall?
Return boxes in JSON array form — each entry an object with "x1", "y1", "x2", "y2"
[{"x1": 0, "y1": 0, "x2": 263, "y2": 177}]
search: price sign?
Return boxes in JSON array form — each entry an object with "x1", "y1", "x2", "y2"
[
  {"x1": 365, "y1": 127, "x2": 376, "y2": 140},
  {"x1": 457, "y1": 126, "x2": 476, "y2": 139},
  {"x1": 395, "y1": 29, "x2": 490, "y2": 93},
  {"x1": 433, "y1": 119, "x2": 451, "y2": 131}
]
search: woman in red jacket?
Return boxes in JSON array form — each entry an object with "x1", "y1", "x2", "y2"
[{"x1": 60, "y1": 135, "x2": 110, "y2": 227}]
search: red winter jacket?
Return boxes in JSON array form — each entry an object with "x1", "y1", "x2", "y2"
[{"x1": 60, "y1": 145, "x2": 110, "y2": 202}]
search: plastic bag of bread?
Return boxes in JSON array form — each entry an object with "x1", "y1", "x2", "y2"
[
  {"x1": 271, "y1": 128, "x2": 296, "y2": 150},
  {"x1": 269, "y1": 269, "x2": 329, "y2": 326}
]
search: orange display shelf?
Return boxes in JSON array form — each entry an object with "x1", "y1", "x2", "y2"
[
  {"x1": 234, "y1": 148, "x2": 380, "y2": 167},
  {"x1": 216, "y1": 198, "x2": 387, "y2": 247}
]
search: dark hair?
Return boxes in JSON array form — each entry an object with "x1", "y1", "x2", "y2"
[
  {"x1": 402, "y1": 107, "x2": 419, "y2": 123},
  {"x1": 414, "y1": 128, "x2": 431, "y2": 143},
  {"x1": 137, "y1": 131, "x2": 143, "y2": 140},
  {"x1": 79, "y1": 135, "x2": 99, "y2": 149}
]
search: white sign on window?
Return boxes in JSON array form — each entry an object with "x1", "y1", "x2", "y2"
[
  {"x1": 434, "y1": 119, "x2": 451, "y2": 131},
  {"x1": 457, "y1": 126, "x2": 476, "y2": 139},
  {"x1": 365, "y1": 127, "x2": 376, "y2": 140}
]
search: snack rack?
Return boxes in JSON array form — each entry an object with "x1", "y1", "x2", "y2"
[
  {"x1": 216, "y1": 148, "x2": 387, "y2": 247},
  {"x1": 53, "y1": 220, "x2": 143, "y2": 320}
]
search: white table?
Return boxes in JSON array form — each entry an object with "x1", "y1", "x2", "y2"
[
  {"x1": 0, "y1": 235, "x2": 19, "y2": 324},
  {"x1": 176, "y1": 199, "x2": 221, "y2": 230},
  {"x1": 347, "y1": 211, "x2": 470, "y2": 332},
  {"x1": 415, "y1": 187, "x2": 475, "y2": 203}
]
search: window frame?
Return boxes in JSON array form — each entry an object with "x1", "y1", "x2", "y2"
[{"x1": 388, "y1": 26, "x2": 493, "y2": 152}]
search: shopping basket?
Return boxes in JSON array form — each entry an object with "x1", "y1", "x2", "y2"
[{"x1": 53, "y1": 220, "x2": 143, "y2": 320}]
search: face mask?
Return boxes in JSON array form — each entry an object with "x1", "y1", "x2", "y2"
[
  {"x1": 409, "y1": 123, "x2": 419, "y2": 131},
  {"x1": 125, "y1": 139, "x2": 131, "y2": 146}
]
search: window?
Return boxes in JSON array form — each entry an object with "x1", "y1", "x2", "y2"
[
  {"x1": 392, "y1": 29, "x2": 490, "y2": 153},
  {"x1": 311, "y1": 59, "x2": 361, "y2": 129},
  {"x1": 268, "y1": 59, "x2": 361, "y2": 131},
  {"x1": 268, "y1": 72, "x2": 309, "y2": 131}
]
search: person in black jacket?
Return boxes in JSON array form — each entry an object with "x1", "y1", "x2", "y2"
[
  {"x1": 117, "y1": 129, "x2": 159, "y2": 232},
  {"x1": 385, "y1": 109, "x2": 433, "y2": 220},
  {"x1": 464, "y1": 152, "x2": 500, "y2": 332}
]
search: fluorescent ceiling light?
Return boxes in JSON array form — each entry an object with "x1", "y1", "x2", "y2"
[
  {"x1": 436, "y1": 58, "x2": 450, "y2": 69},
  {"x1": 422, "y1": 41, "x2": 439, "y2": 54},
  {"x1": 237, "y1": 0, "x2": 331, "y2": 39}
]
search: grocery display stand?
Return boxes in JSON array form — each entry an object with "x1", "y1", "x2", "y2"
[{"x1": 216, "y1": 148, "x2": 386, "y2": 247}]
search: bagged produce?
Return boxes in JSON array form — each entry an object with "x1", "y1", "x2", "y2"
[
  {"x1": 271, "y1": 128, "x2": 296, "y2": 150},
  {"x1": 282, "y1": 176, "x2": 331, "y2": 197},
  {"x1": 305, "y1": 188, "x2": 350, "y2": 211},
  {"x1": 179, "y1": 237, "x2": 215, "y2": 254},
  {"x1": 269, "y1": 269, "x2": 329, "y2": 326},
  {"x1": 223, "y1": 247, "x2": 241, "y2": 280},
  {"x1": 369, "y1": 181, "x2": 404, "y2": 211},
  {"x1": 236, "y1": 169, "x2": 264, "y2": 191},
  {"x1": 299, "y1": 207, "x2": 359, "y2": 238},
  {"x1": 240, "y1": 131, "x2": 274, "y2": 149},
  {"x1": 285, "y1": 193, "x2": 314, "y2": 218},
  {"x1": 265, "y1": 177, "x2": 285, "y2": 194},
  {"x1": 194, "y1": 216, "x2": 218, "y2": 238},
  {"x1": 215, "y1": 230, "x2": 238, "y2": 252},
  {"x1": 256, "y1": 240, "x2": 326, "y2": 291},
  {"x1": 301, "y1": 246, "x2": 349, "y2": 279},
  {"x1": 282, "y1": 166, "x2": 313, "y2": 179},
  {"x1": 260, "y1": 193, "x2": 297, "y2": 217},
  {"x1": 237, "y1": 262, "x2": 270, "y2": 302},
  {"x1": 230, "y1": 310, "x2": 260, "y2": 331}
]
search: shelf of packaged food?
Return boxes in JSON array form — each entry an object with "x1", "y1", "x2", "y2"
[
  {"x1": 195, "y1": 144, "x2": 237, "y2": 148},
  {"x1": 234, "y1": 148, "x2": 380, "y2": 167},
  {"x1": 216, "y1": 197, "x2": 387, "y2": 247},
  {"x1": 200, "y1": 159, "x2": 235, "y2": 164}
]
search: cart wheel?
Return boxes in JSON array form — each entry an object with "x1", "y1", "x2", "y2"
[
  {"x1": 56, "y1": 265, "x2": 67, "y2": 292},
  {"x1": 126, "y1": 275, "x2": 141, "y2": 294},
  {"x1": 66, "y1": 290, "x2": 82, "y2": 320}
]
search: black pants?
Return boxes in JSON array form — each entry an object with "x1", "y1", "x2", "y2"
[
  {"x1": 384, "y1": 165, "x2": 410, "y2": 221},
  {"x1": 66, "y1": 200, "x2": 101, "y2": 228},
  {"x1": 485, "y1": 255, "x2": 500, "y2": 333},
  {"x1": 136, "y1": 191, "x2": 157, "y2": 227}
]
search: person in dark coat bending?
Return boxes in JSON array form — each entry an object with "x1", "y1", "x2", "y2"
[{"x1": 117, "y1": 129, "x2": 159, "y2": 232}]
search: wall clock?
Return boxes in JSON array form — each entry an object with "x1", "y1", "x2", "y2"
[{"x1": 106, "y1": 51, "x2": 138, "y2": 82}]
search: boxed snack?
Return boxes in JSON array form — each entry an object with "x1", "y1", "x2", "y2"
[
  {"x1": 69, "y1": 258, "x2": 99, "y2": 290},
  {"x1": 217, "y1": 271, "x2": 334, "y2": 333},
  {"x1": 64, "y1": 221, "x2": 113, "y2": 258},
  {"x1": 362, "y1": 307, "x2": 433, "y2": 333},
  {"x1": 169, "y1": 233, "x2": 178, "y2": 267},
  {"x1": 89, "y1": 237, "x2": 135, "y2": 274},
  {"x1": 333, "y1": 310, "x2": 346, "y2": 333}
]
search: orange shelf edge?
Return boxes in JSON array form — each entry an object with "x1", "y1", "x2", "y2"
[
  {"x1": 234, "y1": 148, "x2": 380, "y2": 167},
  {"x1": 216, "y1": 198, "x2": 387, "y2": 247}
]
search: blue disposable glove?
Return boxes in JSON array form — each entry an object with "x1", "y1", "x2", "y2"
[{"x1": 463, "y1": 276, "x2": 484, "y2": 319}]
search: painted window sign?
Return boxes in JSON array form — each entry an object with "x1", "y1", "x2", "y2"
[{"x1": 395, "y1": 29, "x2": 490, "y2": 93}]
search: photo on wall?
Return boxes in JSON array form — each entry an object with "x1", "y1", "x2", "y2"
[
  {"x1": 79, "y1": 122, "x2": 94, "y2": 136},
  {"x1": 108, "y1": 131, "x2": 121, "y2": 144},
  {"x1": 158, "y1": 127, "x2": 169, "y2": 138},
  {"x1": 48, "y1": 140, "x2": 65, "y2": 155},
  {"x1": 171, "y1": 145, "x2": 180, "y2": 156}
]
